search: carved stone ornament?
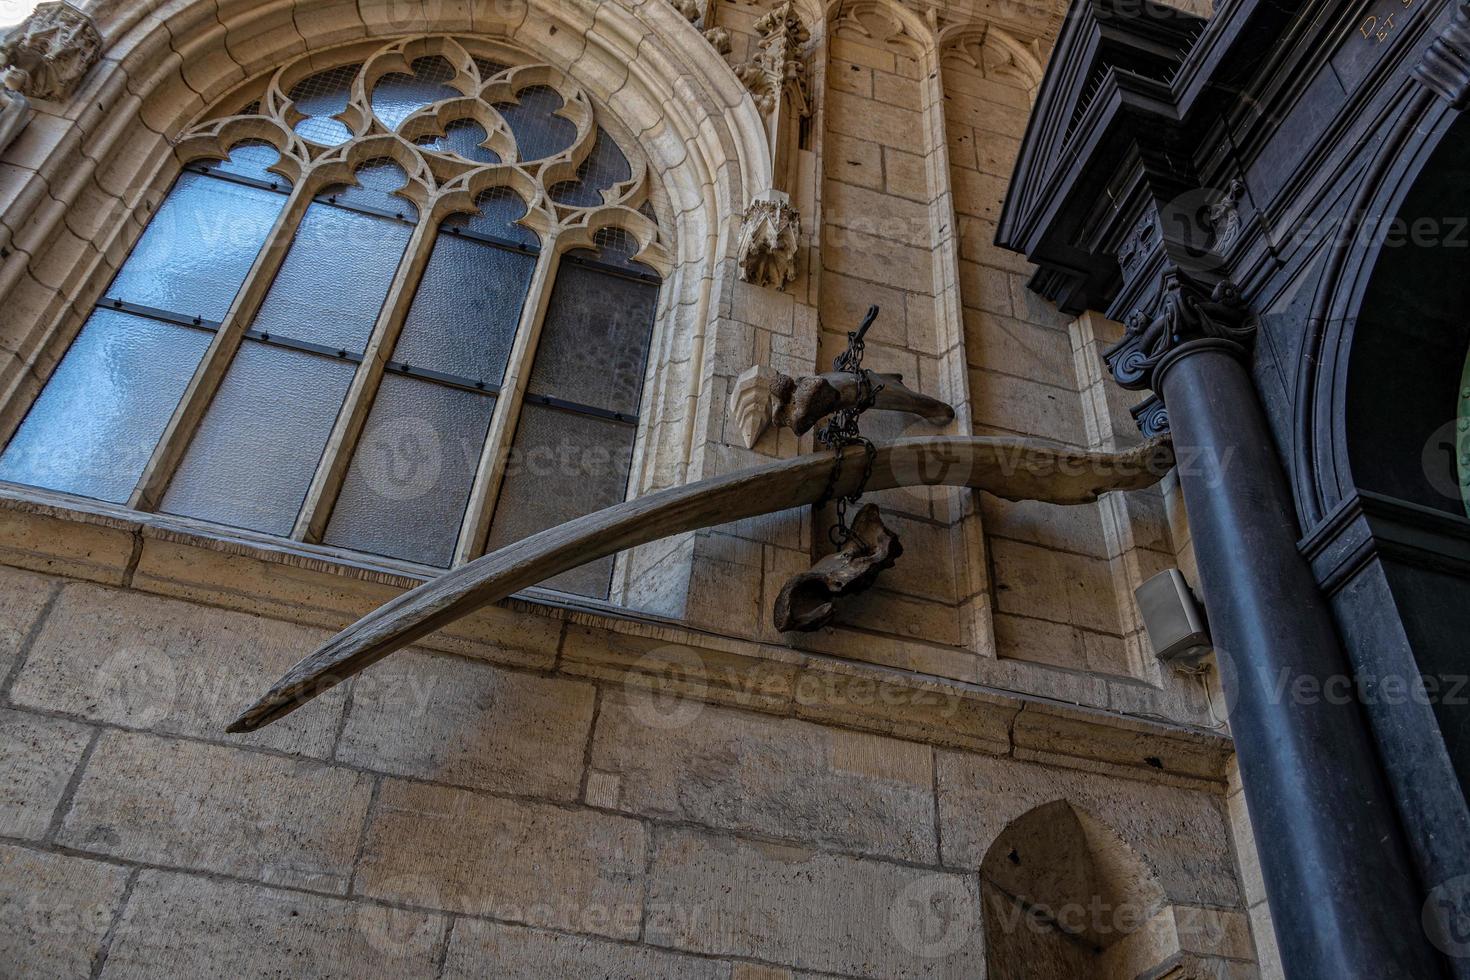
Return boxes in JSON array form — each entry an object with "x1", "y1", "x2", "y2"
[
  {"x1": 0, "y1": 1, "x2": 102, "y2": 103},
  {"x1": 703, "y1": 26, "x2": 732, "y2": 56},
  {"x1": 0, "y1": 69, "x2": 33, "y2": 154},
  {"x1": 773, "y1": 504, "x2": 902, "y2": 632},
  {"x1": 735, "y1": 0, "x2": 811, "y2": 118},
  {"x1": 1103, "y1": 268, "x2": 1257, "y2": 393},
  {"x1": 1415, "y1": 0, "x2": 1470, "y2": 109},
  {"x1": 737, "y1": 192, "x2": 801, "y2": 289}
]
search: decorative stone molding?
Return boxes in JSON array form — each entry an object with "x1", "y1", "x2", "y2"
[
  {"x1": 0, "y1": 73, "x2": 32, "y2": 154},
  {"x1": 735, "y1": 0, "x2": 812, "y2": 118},
  {"x1": 0, "y1": 1, "x2": 102, "y2": 102},
  {"x1": 1415, "y1": 0, "x2": 1470, "y2": 108},
  {"x1": 730, "y1": 364, "x2": 780, "y2": 449},
  {"x1": 736, "y1": 191, "x2": 801, "y2": 290},
  {"x1": 1103, "y1": 268, "x2": 1257, "y2": 393},
  {"x1": 1131, "y1": 395, "x2": 1170, "y2": 439}
]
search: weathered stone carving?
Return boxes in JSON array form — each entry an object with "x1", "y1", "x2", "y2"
[
  {"x1": 735, "y1": 0, "x2": 811, "y2": 117},
  {"x1": 231, "y1": 435, "x2": 1176, "y2": 732},
  {"x1": 703, "y1": 26, "x2": 732, "y2": 56},
  {"x1": 0, "y1": 1, "x2": 102, "y2": 102},
  {"x1": 773, "y1": 504, "x2": 902, "y2": 632},
  {"x1": 1415, "y1": 0, "x2": 1470, "y2": 108},
  {"x1": 0, "y1": 70, "x2": 33, "y2": 154},
  {"x1": 1104, "y1": 268, "x2": 1256, "y2": 392},
  {"x1": 736, "y1": 192, "x2": 801, "y2": 289}
]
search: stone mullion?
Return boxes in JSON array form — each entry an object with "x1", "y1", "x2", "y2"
[
  {"x1": 451, "y1": 236, "x2": 563, "y2": 567},
  {"x1": 292, "y1": 210, "x2": 438, "y2": 543},
  {"x1": 127, "y1": 177, "x2": 317, "y2": 513}
]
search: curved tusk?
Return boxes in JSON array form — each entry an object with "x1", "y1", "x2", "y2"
[{"x1": 229, "y1": 436, "x2": 1174, "y2": 733}]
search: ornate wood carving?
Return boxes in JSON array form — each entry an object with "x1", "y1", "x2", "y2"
[
  {"x1": 1415, "y1": 0, "x2": 1470, "y2": 108},
  {"x1": 773, "y1": 504, "x2": 901, "y2": 632},
  {"x1": 0, "y1": 1, "x2": 102, "y2": 102},
  {"x1": 230, "y1": 435, "x2": 1175, "y2": 732}
]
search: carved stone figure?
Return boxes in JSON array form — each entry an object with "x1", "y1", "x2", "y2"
[
  {"x1": 703, "y1": 26, "x2": 732, "y2": 56},
  {"x1": 0, "y1": 1, "x2": 102, "y2": 102},
  {"x1": 773, "y1": 504, "x2": 901, "y2": 632},
  {"x1": 0, "y1": 68, "x2": 32, "y2": 153},
  {"x1": 736, "y1": 192, "x2": 801, "y2": 289},
  {"x1": 1104, "y1": 269, "x2": 1256, "y2": 392}
]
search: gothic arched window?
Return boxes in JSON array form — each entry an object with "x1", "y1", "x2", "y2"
[{"x1": 0, "y1": 36, "x2": 669, "y2": 600}]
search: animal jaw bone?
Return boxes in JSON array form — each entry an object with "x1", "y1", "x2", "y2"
[
  {"x1": 729, "y1": 365, "x2": 957, "y2": 449},
  {"x1": 229, "y1": 435, "x2": 1174, "y2": 734},
  {"x1": 774, "y1": 504, "x2": 901, "y2": 632}
]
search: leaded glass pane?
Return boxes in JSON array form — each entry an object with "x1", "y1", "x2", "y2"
[
  {"x1": 442, "y1": 187, "x2": 539, "y2": 247},
  {"x1": 321, "y1": 159, "x2": 418, "y2": 218},
  {"x1": 372, "y1": 55, "x2": 458, "y2": 131},
  {"x1": 473, "y1": 58, "x2": 508, "y2": 80},
  {"x1": 107, "y1": 173, "x2": 285, "y2": 321},
  {"x1": 395, "y1": 235, "x2": 536, "y2": 384},
  {"x1": 290, "y1": 63, "x2": 359, "y2": 145},
  {"x1": 0, "y1": 309, "x2": 211, "y2": 502},
  {"x1": 494, "y1": 85, "x2": 575, "y2": 162},
  {"x1": 252, "y1": 203, "x2": 413, "y2": 354},
  {"x1": 526, "y1": 260, "x2": 658, "y2": 416},
  {"x1": 161, "y1": 343, "x2": 355, "y2": 535},
  {"x1": 486, "y1": 404, "x2": 635, "y2": 598},
  {"x1": 416, "y1": 119, "x2": 499, "y2": 163},
  {"x1": 550, "y1": 129, "x2": 631, "y2": 207},
  {"x1": 207, "y1": 140, "x2": 290, "y2": 185},
  {"x1": 324, "y1": 375, "x2": 496, "y2": 567}
]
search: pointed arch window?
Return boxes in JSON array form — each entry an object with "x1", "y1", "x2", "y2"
[{"x1": 0, "y1": 37, "x2": 670, "y2": 600}]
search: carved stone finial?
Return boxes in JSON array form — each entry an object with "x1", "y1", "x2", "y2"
[
  {"x1": 737, "y1": 192, "x2": 801, "y2": 290},
  {"x1": 1415, "y1": 0, "x2": 1470, "y2": 108},
  {"x1": 0, "y1": 1, "x2": 102, "y2": 103},
  {"x1": 730, "y1": 364, "x2": 779, "y2": 449},
  {"x1": 1103, "y1": 268, "x2": 1257, "y2": 393},
  {"x1": 735, "y1": 0, "x2": 811, "y2": 118}
]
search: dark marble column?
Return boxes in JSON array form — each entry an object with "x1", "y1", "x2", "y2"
[{"x1": 1105, "y1": 270, "x2": 1445, "y2": 978}]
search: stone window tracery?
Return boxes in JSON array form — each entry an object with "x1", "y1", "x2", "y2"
[{"x1": 0, "y1": 35, "x2": 670, "y2": 599}]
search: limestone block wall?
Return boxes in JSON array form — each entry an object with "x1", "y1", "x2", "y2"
[{"x1": 0, "y1": 555, "x2": 1270, "y2": 978}]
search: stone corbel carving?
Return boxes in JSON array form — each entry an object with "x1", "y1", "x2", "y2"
[
  {"x1": 737, "y1": 191, "x2": 801, "y2": 290},
  {"x1": 1103, "y1": 268, "x2": 1257, "y2": 394},
  {"x1": 1416, "y1": 0, "x2": 1470, "y2": 108},
  {"x1": 0, "y1": 1, "x2": 102, "y2": 103},
  {"x1": 0, "y1": 70, "x2": 33, "y2": 154}
]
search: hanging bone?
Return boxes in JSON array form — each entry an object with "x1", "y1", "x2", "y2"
[
  {"x1": 774, "y1": 504, "x2": 901, "y2": 632},
  {"x1": 729, "y1": 308, "x2": 955, "y2": 449}
]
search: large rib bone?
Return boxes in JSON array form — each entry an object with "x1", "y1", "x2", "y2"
[{"x1": 229, "y1": 436, "x2": 1173, "y2": 733}]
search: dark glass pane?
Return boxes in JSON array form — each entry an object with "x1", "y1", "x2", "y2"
[
  {"x1": 586, "y1": 226, "x2": 653, "y2": 273},
  {"x1": 526, "y1": 261, "x2": 658, "y2": 416},
  {"x1": 441, "y1": 187, "x2": 539, "y2": 247},
  {"x1": 324, "y1": 375, "x2": 496, "y2": 567},
  {"x1": 473, "y1": 58, "x2": 508, "y2": 80},
  {"x1": 494, "y1": 85, "x2": 575, "y2": 162},
  {"x1": 550, "y1": 129, "x2": 631, "y2": 207},
  {"x1": 252, "y1": 203, "x2": 412, "y2": 354},
  {"x1": 290, "y1": 63, "x2": 359, "y2": 145},
  {"x1": 107, "y1": 172, "x2": 284, "y2": 321},
  {"x1": 416, "y1": 119, "x2": 499, "y2": 163},
  {"x1": 321, "y1": 159, "x2": 417, "y2": 219},
  {"x1": 372, "y1": 56, "x2": 458, "y2": 131},
  {"x1": 207, "y1": 140, "x2": 290, "y2": 185},
  {"x1": 486, "y1": 404, "x2": 635, "y2": 598},
  {"x1": 0, "y1": 309, "x2": 210, "y2": 502},
  {"x1": 161, "y1": 342, "x2": 355, "y2": 536},
  {"x1": 396, "y1": 235, "x2": 535, "y2": 384}
]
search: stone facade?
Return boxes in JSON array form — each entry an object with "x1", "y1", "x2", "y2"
[{"x1": 0, "y1": 0, "x2": 1277, "y2": 977}]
